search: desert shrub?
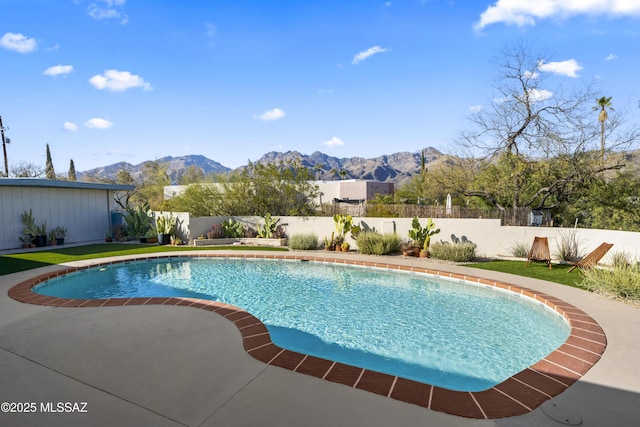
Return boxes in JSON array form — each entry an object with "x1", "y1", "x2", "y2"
[
  {"x1": 430, "y1": 242, "x2": 476, "y2": 262},
  {"x1": 581, "y1": 264, "x2": 640, "y2": 303},
  {"x1": 289, "y1": 233, "x2": 319, "y2": 250},
  {"x1": 356, "y1": 231, "x2": 402, "y2": 255},
  {"x1": 610, "y1": 250, "x2": 631, "y2": 268},
  {"x1": 510, "y1": 241, "x2": 530, "y2": 258},
  {"x1": 554, "y1": 229, "x2": 583, "y2": 262}
]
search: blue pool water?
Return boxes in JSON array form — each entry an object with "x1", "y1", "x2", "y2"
[{"x1": 34, "y1": 258, "x2": 570, "y2": 391}]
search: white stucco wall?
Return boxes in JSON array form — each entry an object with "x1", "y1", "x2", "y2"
[{"x1": 180, "y1": 214, "x2": 639, "y2": 263}]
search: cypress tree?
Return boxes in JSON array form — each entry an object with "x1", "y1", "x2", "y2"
[
  {"x1": 68, "y1": 159, "x2": 76, "y2": 181},
  {"x1": 45, "y1": 143, "x2": 56, "y2": 179}
]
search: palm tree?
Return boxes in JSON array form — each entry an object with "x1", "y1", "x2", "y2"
[
  {"x1": 313, "y1": 163, "x2": 323, "y2": 180},
  {"x1": 593, "y1": 96, "x2": 613, "y2": 163},
  {"x1": 339, "y1": 170, "x2": 347, "y2": 180}
]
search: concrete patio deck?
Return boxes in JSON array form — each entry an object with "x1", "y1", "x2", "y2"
[{"x1": 1, "y1": 250, "x2": 639, "y2": 426}]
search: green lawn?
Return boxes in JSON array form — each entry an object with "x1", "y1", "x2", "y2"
[
  {"x1": 463, "y1": 260, "x2": 585, "y2": 288},
  {"x1": 0, "y1": 244, "x2": 288, "y2": 276}
]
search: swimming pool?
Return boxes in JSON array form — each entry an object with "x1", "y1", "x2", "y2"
[{"x1": 34, "y1": 257, "x2": 570, "y2": 392}]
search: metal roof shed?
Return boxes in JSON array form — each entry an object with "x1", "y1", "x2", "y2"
[{"x1": 0, "y1": 178, "x2": 134, "y2": 250}]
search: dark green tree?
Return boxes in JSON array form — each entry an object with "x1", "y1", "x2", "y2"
[
  {"x1": 68, "y1": 159, "x2": 76, "y2": 181},
  {"x1": 45, "y1": 143, "x2": 56, "y2": 179},
  {"x1": 555, "y1": 170, "x2": 640, "y2": 230}
]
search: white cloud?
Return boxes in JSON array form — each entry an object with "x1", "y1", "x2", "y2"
[
  {"x1": 605, "y1": 53, "x2": 618, "y2": 61},
  {"x1": 85, "y1": 118, "x2": 113, "y2": 129},
  {"x1": 352, "y1": 46, "x2": 389, "y2": 64},
  {"x1": 89, "y1": 69, "x2": 152, "y2": 92},
  {"x1": 88, "y1": 0, "x2": 128, "y2": 24},
  {"x1": 528, "y1": 88, "x2": 553, "y2": 103},
  {"x1": 469, "y1": 105, "x2": 483, "y2": 113},
  {"x1": 538, "y1": 59, "x2": 583, "y2": 78},
  {"x1": 317, "y1": 89, "x2": 335, "y2": 94},
  {"x1": 43, "y1": 65, "x2": 74, "y2": 77},
  {"x1": 255, "y1": 108, "x2": 286, "y2": 121},
  {"x1": 0, "y1": 32, "x2": 37, "y2": 53},
  {"x1": 475, "y1": 0, "x2": 640, "y2": 30},
  {"x1": 524, "y1": 70, "x2": 539, "y2": 79},
  {"x1": 63, "y1": 122, "x2": 79, "y2": 131},
  {"x1": 205, "y1": 22, "x2": 216, "y2": 39},
  {"x1": 205, "y1": 23, "x2": 217, "y2": 46},
  {"x1": 323, "y1": 136, "x2": 345, "y2": 147},
  {"x1": 101, "y1": 150, "x2": 133, "y2": 157}
]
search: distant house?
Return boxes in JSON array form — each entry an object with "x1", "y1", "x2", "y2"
[
  {"x1": 314, "y1": 179, "x2": 394, "y2": 205},
  {"x1": 0, "y1": 178, "x2": 134, "y2": 251}
]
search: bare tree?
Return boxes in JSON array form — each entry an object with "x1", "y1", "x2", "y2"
[
  {"x1": 10, "y1": 161, "x2": 45, "y2": 177},
  {"x1": 455, "y1": 41, "x2": 639, "y2": 224},
  {"x1": 84, "y1": 167, "x2": 139, "y2": 209}
]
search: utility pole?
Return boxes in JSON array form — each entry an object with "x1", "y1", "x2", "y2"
[{"x1": 0, "y1": 116, "x2": 8, "y2": 177}]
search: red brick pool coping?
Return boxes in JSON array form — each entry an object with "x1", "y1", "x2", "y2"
[{"x1": 7, "y1": 253, "x2": 606, "y2": 419}]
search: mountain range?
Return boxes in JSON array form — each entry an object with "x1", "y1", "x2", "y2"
[{"x1": 79, "y1": 147, "x2": 446, "y2": 186}]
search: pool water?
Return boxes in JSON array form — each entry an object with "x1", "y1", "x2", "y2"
[{"x1": 34, "y1": 258, "x2": 570, "y2": 391}]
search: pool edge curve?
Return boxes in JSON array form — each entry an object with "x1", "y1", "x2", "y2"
[{"x1": 7, "y1": 252, "x2": 607, "y2": 420}]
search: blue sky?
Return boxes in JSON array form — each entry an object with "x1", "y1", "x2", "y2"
[{"x1": 1, "y1": 0, "x2": 639, "y2": 172}]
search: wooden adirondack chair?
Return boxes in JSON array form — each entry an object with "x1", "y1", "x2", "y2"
[
  {"x1": 526, "y1": 237, "x2": 552, "y2": 270},
  {"x1": 568, "y1": 243, "x2": 613, "y2": 273}
]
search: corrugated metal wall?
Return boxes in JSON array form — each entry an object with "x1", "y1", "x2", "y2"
[{"x1": 1, "y1": 186, "x2": 113, "y2": 250}]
